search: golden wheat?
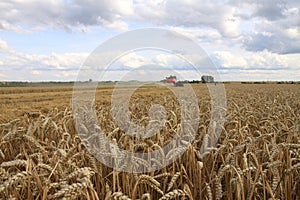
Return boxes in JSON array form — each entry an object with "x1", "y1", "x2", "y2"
[{"x1": 0, "y1": 84, "x2": 299, "y2": 199}]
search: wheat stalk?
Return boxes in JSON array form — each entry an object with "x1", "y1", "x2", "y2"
[
  {"x1": 0, "y1": 171, "x2": 28, "y2": 193},
  {"x1": 159, "y1": 189, "x2": 186, "y2": 200}
]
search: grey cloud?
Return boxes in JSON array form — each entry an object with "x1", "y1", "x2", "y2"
[
  {"x1": 252, "y1": 0, "x2": 286, "y2": 21},
  {"x1": 233, "y1": 0, "x2": 300, "y2": 54},
  {"x1": 243, "y1": 34, "x2": 278, "y2": 52},
  {"x1": 245, "y1": 34, "x2": 300, "y2": 54},
  {"x1": 231, "y1": 0, "x2": 290, "y2": 21},
  {"x1": 134, "y1": 0, "x2": 239, "y2": 37}
]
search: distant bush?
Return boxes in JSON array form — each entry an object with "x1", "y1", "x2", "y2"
[
  {"x1": 188, "y1": 80, "x2": 201, "y2": 84},
  {"x1": 253, "y1": 81, "x2": 267, "y2": 84},
  {"x1": 277, "y1": 81, "x2": 298, "y2": 84}
]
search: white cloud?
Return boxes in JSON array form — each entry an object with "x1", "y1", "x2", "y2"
[
  {"x1": 0, "y1": 38, "x2": 14, "y2": 53},
  {"x1": 154, "y1": 54, "x2": 175, "y2": 67},
  {"x1": 31, "y1": 70, "x2": 40, "y2": 75},
  {"x1": 42, "y1": 52, "x2": 88, "y2": 70},
  {"x1": 0, "y1": 0, "x2": 133, "y2": 32},
  {"x1": 0, "y1": 73, "x2": 6, "y2": 78},
  {"x1": 0, "y1": 49, "x2": 89, "y2": 81},
  {"x1": 285, "y1": 27, "x2": 300, "y2": 39},
  {"x1": 219, "y1": 69, "x2": 300, "y2": 82},
  {"x1": 170, "y1": 27, "x2": 222, "y2": 44},
  {"x1": 118, "y1": 52, "x2": 148, "y2": 68},
  {"x1": 58, "y1": 71, "x2": 78, "y2": 78},
  {"x1": 0, "y1": 39, "x2": 8, "y2": 50},
  {"x1": 221, "y1": 13, "x2": 240, "y2": 37},
  {"x1": 0, "y1": 46, "x2": 299, "y2": 81},
  {"x1": 214, "y1": 51, "x2": 248, "y2": 68},
  {"x1": 214, "y1": 50, "x2": 290, "y2": 70},
  {"x1": 210, "y1": 47, "x2": 300, "y2": 81},
  {"x1": 97, "y1": 18, "x2": 129, "y2": 31}
]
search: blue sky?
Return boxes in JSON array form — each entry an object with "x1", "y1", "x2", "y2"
[{"x1": 0, "y1": 0, "x2": 299, "y2": 81}]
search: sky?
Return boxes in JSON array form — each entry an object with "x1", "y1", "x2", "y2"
[{"x1": 0, "y1": 0, "x2": 299, "y2": 82}]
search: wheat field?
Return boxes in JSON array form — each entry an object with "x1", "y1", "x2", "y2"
[{"x1": 0, "y1": 83, "x2": 299, "y2": 199}]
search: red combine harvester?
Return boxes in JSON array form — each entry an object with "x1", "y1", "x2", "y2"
[
  {"x1": 165, "y1": 75, "x2": 184, "y2": 87},
  {"x1": 166, "y1": 75, "x2": 176, "y2": 84}
]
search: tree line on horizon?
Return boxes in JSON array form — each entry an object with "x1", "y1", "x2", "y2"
[{"x1": 1, "y1": 79, "x2": 299, "y2": 87}]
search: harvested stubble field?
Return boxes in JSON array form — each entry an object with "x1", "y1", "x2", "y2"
[{"x1": 0, "y1": 83, "x2": 300, "y2": 199}]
